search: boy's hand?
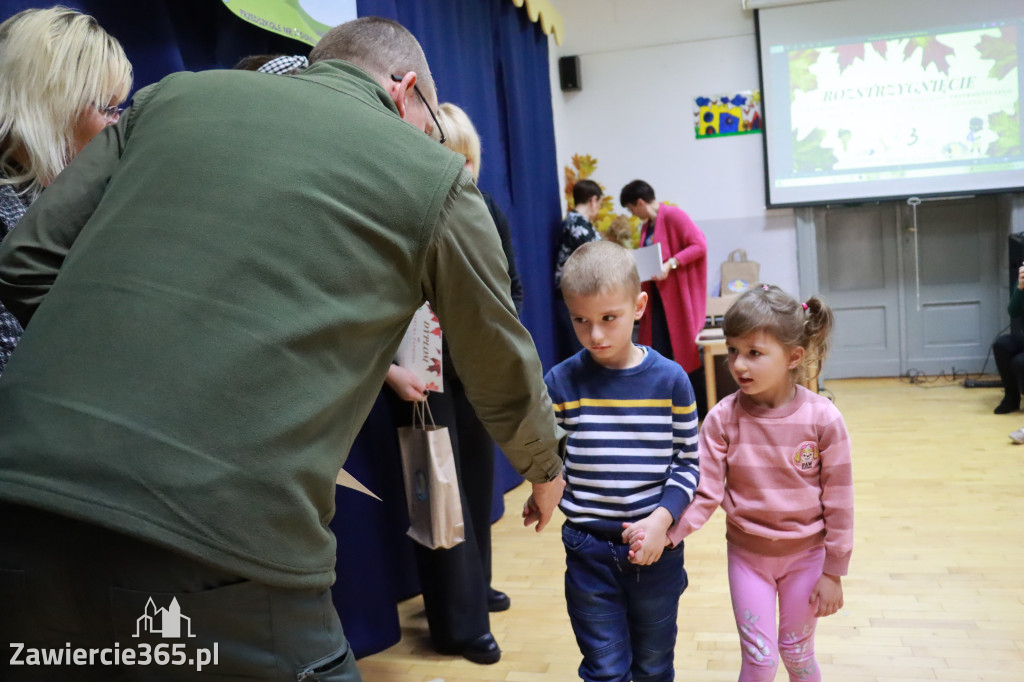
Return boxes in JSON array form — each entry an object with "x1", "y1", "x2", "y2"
[
  {"x1": 809, "y1": 574, "x2": 844, "y2": 617},
  {"x1": 522, "y1": 474, "x2": 564, "y2": 532},
  {"x1": 621, "y1": 522, "x2": 645, "y2": 554},
  {"x1": 623, "y1": 508, "x2": 673, "y2": 565}
]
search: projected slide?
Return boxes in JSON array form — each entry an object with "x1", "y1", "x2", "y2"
[
  {"x1": 760, "y1": 4, "x2": 1024, "y2": 206},
  {"x1": 790, "y1": 26, "x2": 1017, "y2": 170}
]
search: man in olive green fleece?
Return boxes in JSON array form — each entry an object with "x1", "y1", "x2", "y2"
[{"x1": 0, "y1": 17, "x2": 564, "y2": 682}]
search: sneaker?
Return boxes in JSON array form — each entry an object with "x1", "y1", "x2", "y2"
[{"x1": 1011, "y1": 428, "x2": 1024, "y2": 444}]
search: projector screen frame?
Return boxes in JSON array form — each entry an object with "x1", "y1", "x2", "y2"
[{"x1": 754, "y1": 6, "x2": 1024, "y2": 208}]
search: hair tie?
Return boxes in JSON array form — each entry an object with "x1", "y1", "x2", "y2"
[
  {"x1": 762, "y1": 284, "x2": 770, "y2": 291},
  {"x1": 802, "y1": 302, "x2": 809, "y2": 311}
]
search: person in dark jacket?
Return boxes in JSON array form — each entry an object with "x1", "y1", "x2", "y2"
[
  {"x1": 384, "y1": 102, "x2": 522, "y2": 665},
  {"x1": 994, "y1": 264, "x2": 1024, "y2": 414}
]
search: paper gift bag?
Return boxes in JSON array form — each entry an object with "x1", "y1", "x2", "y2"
[
  {"x1": 721, "y1": 248, "x2": 760, "y2": 294},
  {"x1": 397, "y1": 401, "x2": 465, "y2": 549}
]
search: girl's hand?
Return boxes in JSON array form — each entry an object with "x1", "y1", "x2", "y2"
[{"x1": 809, "y1": 573, "x2": 843, "y2": 617}]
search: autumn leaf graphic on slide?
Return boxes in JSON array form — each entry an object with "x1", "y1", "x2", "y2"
[
  {"x1": 903, "y1": 36, "x2": 955, "y2": 74},
  {"x1": 789, "y1": 50, "x2": 819, "y2": 100},
  {"x1": 976, "y1": 26, "x2": 1018, "y2": 81},
  {"x1": 987, "y1": 102, "x2": 1021, "y2": 157},
  {"x1": 792, "y1": 128, "x2": 838, "y2": 173},
  {"x1": 832, "y1": 41, "x2": 888, "y2": 74}
]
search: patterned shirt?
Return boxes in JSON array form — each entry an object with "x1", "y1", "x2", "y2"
[
  {"x1": 0, "y1": 180, "x2": 28, "y2": 376},
  {"x1": 545, "y1": 347, "x2": 700, "y2": 536},
  {"x1": 668, "y1": 386, "x2": 854, "y2": 575},
  {"x1": 554, "y1": 210, "x2": 600, "y2": 287}
]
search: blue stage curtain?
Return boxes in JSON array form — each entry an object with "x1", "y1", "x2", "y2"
[{"x1": 0, "y1": 0, "x2": 561, "y2": 659}]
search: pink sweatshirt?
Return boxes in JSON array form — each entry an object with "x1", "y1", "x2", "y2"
[{"x1": 668, "y1": 385, "x2": 854, "y2": 576}]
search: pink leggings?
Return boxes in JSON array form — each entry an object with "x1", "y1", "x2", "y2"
[{"x1": 727, "y1": 543, "x2": 824, "y2": 681}]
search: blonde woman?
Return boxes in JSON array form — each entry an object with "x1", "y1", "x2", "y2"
[
  {"x1": 0, "y1": 6, "x2": 131, "y2": 375},
  {"x1": 384, "y1": 102, "x2": 522, "y2": 665}
]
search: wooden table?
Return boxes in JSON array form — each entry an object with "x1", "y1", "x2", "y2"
[{"x1": 696, "y1": 328, "x2": 728, "y2": 410}]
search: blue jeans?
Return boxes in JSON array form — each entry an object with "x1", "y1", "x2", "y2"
[{"x1": 562, "y1": 522, "x2": 687, "y2": 682}]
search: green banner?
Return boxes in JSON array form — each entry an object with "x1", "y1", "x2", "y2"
[{"x1": 221, "y1": 0, "x2": 356, "y2": 47}]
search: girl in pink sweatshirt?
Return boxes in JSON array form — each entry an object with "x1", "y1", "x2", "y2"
[{"x1": 625, "y1": 284, "x2": 853, "y2": 681}]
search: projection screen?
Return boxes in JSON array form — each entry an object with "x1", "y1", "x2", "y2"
[{"x1": 757, "y1": 0, "x2": 1024, "y2": 207}]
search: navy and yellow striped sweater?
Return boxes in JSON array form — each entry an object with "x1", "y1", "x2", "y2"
[{"x1": 544, "y1": 347, "x2": 700, "y2": 536}]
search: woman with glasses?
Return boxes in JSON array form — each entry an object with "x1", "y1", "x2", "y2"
[{"x1": 0, "y1": 6, "x2": 132, "y2": 376}]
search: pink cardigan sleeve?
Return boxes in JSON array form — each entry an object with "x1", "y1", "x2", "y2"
[
  {"x1": 663, "y1": 207, "x2": 707, "y2": 268},
  {"x1": 819, "y1": 410, "x2": 854, "y2": 575},
  {"x1": 667, "y1": 406, "x2": 727, "y2": 546}
]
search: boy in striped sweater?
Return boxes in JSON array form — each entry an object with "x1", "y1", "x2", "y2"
[{"x1": 535, "y1": 240, "x2": 700, "y2": 681}]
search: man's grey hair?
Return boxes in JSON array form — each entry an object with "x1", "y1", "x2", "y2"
[{"x1": 309, "y1": 16, "x2": 435, "y2": 99}]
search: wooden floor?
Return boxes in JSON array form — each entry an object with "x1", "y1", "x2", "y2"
[{"x1": 358, "y1": 377, "x2": 1024, "y2": 681}]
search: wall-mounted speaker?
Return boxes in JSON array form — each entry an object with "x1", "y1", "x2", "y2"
[{"x1": 558, "y1": 56, "x2": 581, "y2": 92}]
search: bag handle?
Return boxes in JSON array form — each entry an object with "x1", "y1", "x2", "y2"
[
  {"x1": 727, "y1": 248, "x2": 747, "y2": 262},
  {"x1": 411, "y1": 398, "x2": 436, "y2": 430}
]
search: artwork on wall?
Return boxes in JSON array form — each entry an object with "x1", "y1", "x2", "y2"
[{"x1": 694, "y1": 90, "x2": 763, "y2": 139}]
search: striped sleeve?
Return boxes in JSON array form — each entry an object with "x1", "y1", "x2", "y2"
[{"x1": 659, "y1": 373, "x2": 700, "y2": 520}]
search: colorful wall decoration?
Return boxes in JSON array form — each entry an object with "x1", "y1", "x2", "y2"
[{"x1": 694, "y1": 90, "x2": 762, "y2": 140}]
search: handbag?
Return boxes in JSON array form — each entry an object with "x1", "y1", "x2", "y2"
[
  {"x1": 397, "y1": 400, "x2": 465, "y2": 549},
  {"x1": 721, "y1": 248, "x2": 760, "y2": 294}
]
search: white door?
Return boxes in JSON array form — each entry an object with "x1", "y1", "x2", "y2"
[
  {"x1": 814, "y1": 204, "x2": 902, "y2": 378},
  {"x1": 812, "y1": 196, "x2": 1002, "y2": 378},
  {"x1": 899, "y1": 196, "x2": 1001, "y2": 376}
]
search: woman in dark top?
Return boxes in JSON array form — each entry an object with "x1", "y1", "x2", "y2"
[{"x1": 383, "y1": 102, "x2": 522, "y2": 665}]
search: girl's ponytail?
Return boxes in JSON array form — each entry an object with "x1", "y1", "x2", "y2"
[{"x1": 800, "y1": 295, "x2": 834, "y2": 382}]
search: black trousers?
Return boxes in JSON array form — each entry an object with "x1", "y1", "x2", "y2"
[
  {"x1": 0, "y1": 503, "x2": 360, "y2": 681},
  {"x1": 388, "y1": 370, "x2": 494, "y2": 652},
  {"x1": 993, "y1": 333, "x2": 1024, "y2": 401},
  {"x1": 647, "y1": 285, "x2": 708, "y2": 420}
]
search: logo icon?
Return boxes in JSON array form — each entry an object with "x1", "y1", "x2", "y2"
[
  {"x1": 133, "y1": 597, "x2": 196, "y2": 639},
  {"x1": 793, "y1": 442, "x2": 820, "y2": 471}
]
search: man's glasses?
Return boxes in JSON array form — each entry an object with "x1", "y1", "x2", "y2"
[{"x1": 390, "y1": 75, "x2": 445, "y2": 144}]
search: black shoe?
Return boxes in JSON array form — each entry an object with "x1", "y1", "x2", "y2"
[
  {"x1": 487, "y1": 587, "x2": 511, "y2": 612},
  {"x1": 457, "y1": 633, "x2": 502, "y2": 665},
  {"x1": 995, "y1": 397, "x2": 1020, "y2": 414}
]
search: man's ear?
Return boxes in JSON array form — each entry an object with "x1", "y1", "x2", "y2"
[
  {"x1": 634, "y1": 291, "x2": 648, "y2": 320},
  {"x1": 387, "y1": 71, "x2": 417, "y2": 120}
]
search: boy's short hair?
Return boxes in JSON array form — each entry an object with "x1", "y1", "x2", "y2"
[
  {"x1": 572, "y1": 179, "x2": 602, "y2": 207},
  {"x1": 560, "y1": 241, "x2": 640, "y2": 300},
  {"x1": 619, "y1": 179, "x2": 656, "y2": 207}
]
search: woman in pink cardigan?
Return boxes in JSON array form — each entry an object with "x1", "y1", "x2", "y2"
[{"x1": 620, "y1": 180, "x2": 708, "y2": 414}]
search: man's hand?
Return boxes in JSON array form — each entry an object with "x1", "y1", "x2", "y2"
[
  {"x1": 384, "y1": 365, "x2": 427, "y2": 402},
  {"x1": 522, "y1": 473, "x2": 564, "y2": 532},
  {"x1": 809, "y1": 573, "x2": 844, "y2": 618},
  {"x1": 623, "y1": 507, "x2": 673, "y2": 565}
]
